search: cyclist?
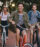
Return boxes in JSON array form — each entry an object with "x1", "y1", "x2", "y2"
[
  {"x1": 0, "y1": 5, "x2": 10, "y2": 39},
  {"x1": 9, "y1": 2, "x2": 30, "y2": 47},
  {"x1": 28, "y1": 3, "x2": 40, "y2": 47}
]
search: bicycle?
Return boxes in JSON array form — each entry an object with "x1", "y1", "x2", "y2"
[
  {"x1": 24, "y1": 43, "x2": 33, "y2": 47},
  {"x1": 0, "y1": 24, "x2": 10, "y2": 47},
  {"x1": 24, "y1": 23, "x2": 39, "y2": 47},
  {"x1": 17, "y1": 25, "x2": 33, "y2": 47},
  {"x1": 23, "y1": 28, "x2": 33, "y2": 47},
  {"x1": 32, "y1": 23, "x2": 40, "y2": 47}
]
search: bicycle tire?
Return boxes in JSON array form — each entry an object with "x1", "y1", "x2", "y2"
[
  {"x1": 2, "y1": 32, "x2": 5, "y2": 47},
  {"x1": 2, "y1": 41, "x2": 5, "y2": 47},
  {"x1": 24, "y1": 43, "x2": 33, "y2": 47}
]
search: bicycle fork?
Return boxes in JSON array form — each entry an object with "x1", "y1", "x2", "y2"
[{"x1": 2, "y1": 27, "x2": 6, "y2": 47}]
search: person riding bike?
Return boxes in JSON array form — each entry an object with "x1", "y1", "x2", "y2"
[
  {"x1": 0, "y1": 5, "x2": 10, "y2": 39},
  {"x1": 9, "y1": 2, "x2": 30, "y2": 47},
  {"x1": 28, "y1": 3, "x2": 40, "y2": 47}
]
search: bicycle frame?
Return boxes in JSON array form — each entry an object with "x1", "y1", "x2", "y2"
[{"x1": 0, "y1": 24, "x2": 10, "y2": 47}]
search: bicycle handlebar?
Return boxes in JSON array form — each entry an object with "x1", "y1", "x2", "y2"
[
  {"x1": 0, "y1": 24, "x2": 10, "y2": 28},
  {"x1": 17, "y1": 25, "x2": 29, "y2": 30}
]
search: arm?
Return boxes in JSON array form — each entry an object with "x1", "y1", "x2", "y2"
[
  {"x1": 28, "y1": 11, "x2": 33, "y2": 27},
  {"x1": 24, "y1": 12, "x2": 29, "y2": 28},
  {"x1": 9, "y1": 11, "x2": 16, "y2": 24},
  {"x1": 25, "y1": 12, "x2": 29, "y2": 23},
  {"x1": 37, "y1": 11, "x2": 40, "y2": 18},
  {"x1": 25, "y1": 12, "x2": 31, "y2": 28}
]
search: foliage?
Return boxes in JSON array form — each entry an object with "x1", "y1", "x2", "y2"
[{"x1": 1, "y1": 0, "x2": 40, "y2": 12}]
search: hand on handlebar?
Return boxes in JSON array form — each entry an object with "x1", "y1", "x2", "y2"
[
  {"x1": 9, "y1": 19, "x2": 15, "y2": 25},
  {"x1": 11, "y1": 21, "x2": 15, "y2": 25}
]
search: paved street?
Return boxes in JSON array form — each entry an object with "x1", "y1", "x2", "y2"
[
  {"x1": 0, "y1": 30, "x2": 37, "y2": 47},
  {"x1": 0, "y1": 30, "x2": 16, "y2": 47}
]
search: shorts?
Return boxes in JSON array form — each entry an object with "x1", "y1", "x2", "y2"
[{"x1": 16, "y1": 24, "x2": 26, "y2": 36}]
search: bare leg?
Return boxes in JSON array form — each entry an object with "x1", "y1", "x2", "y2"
[
  {"x1": 30, "y1": 27, "x2": 34, "y2": 43},
  {"x1": 16, "y1": 28, "x2": 20, "y2": 46},
  {"x1": 22, "y1": 30, "x2": 27, "y2": 46}
]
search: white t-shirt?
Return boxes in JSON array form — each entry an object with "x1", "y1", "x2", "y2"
[{"x1": 0, "y1": 12, "x2": 10, "y2": 21}]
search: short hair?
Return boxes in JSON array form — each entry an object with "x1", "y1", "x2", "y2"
[
  {"x1": 17, "y1": 2, "x2": 24, "y2": 6},
  {"x1": 32, "y1": 3, "x2": 37, "y2": 7}
]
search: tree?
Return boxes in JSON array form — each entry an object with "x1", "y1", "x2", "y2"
[
  {"x1": 13, "y1": 0, "x2": 40, "y2": 12},
  {"x1": 1, "y1": 0, "x2": 40, "y2": 12}
]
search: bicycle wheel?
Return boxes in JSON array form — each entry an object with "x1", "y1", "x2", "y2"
[
  {"x1": 2, "y1": 32, "x2": 5, "y2": 47},
  {"x1": 24, "y1": 43, "x2": 33, "y2": 47},
  {"x1": 3, "y1": 40, "x2": 5, "y2": 47}
]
